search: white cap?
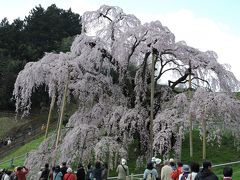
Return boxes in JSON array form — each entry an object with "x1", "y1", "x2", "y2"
[
  {"x1": 169, "y1": 158, "x2": 174, "y2": 162},
  {"x1": 151, "y1": 157, "x2": 156, "y2": 163},
  {"x1": 155, "y1": 158, "x2": 162, "y2": 164},
  {"x1": 121, "y1": 158, "x2": 126, "y2": 165},
  {"x1": 67, "y1": 167, "x2": 72, "y2": 173}
]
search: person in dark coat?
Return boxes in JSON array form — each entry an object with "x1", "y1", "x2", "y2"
[
  {"x1": 86, "y1": 164, "x2": 94, "y2": 180},
  {"x1": 40, "y1": 163, "x2": 50, "y2": 180},
  {"x1": 93, "y1": 161, "x2": 103, "y2": 180},
  {"x1": 195, "y1": 161, "x2": 218, "y2": 180},
  {"x1": 223, "y1": 166, "x2": 233, "y2": 180},
  {"x1": 61, "y1": 162, "x2": 68, "y2": 177},
  {"x1": 76, "y1": 163, "x2": 85, "y2": 180},
  {"x1": 101, "y1": 162, "x2": 108, "y2": 180}
]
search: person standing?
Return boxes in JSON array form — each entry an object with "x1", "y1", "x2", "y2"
[
  {"x1": 76, "y1": 163, "x2": 85, "y2": 180},
  {"x1": 178, "y1": 165, "x2": 191, "y2": 180},
  {"x1": 155, "y1": 158, "x2": 163, "y2": 180},
  {"x1": 61, "y1": 162, "x2": 68, "y2": 178},
  {"x1": 1, "y1": 169, "x2": 10, "y2": 180},
  {"x1": 195, "y1": 161, "x2": 218, "y2": 180},
  {"x1": 39, "y1": 163, "x2": 50, "y2": 180},
  {"x1": 189, "y1": 162, "x2": 200, "y2": 180},
  {"x1": 53, "y1": 165, "x2": 63, "y2": 180},
  {"x1": 171, "y1": 161, "x2": 183, "y2": 180},
  {"x1": 86, "y1": 164, "x2": 94, "y2": 180},
  {"x1": 63, "y1": 168, "x2": 76, "y2": 180},
  {"x1": 143, "y1": 162, "x2": 158, "y2": 180},
  {"x1": 93, "y1": 161, "x2": 103, "y2": 180},
  {"x1": 116, "y1": 159, "x2": 129, "y2": 180},
  {"x1": 101, "y1": 163, "x2": 108, "y2": 180},
  {"x1": 161, "y1": 160, "x2": 173, "y2": 180},
  {"x1": 16, "y1": 166, "x2": 29, "y2": 180},
  {"x1": 223, "y1": 166, "x2": 233, "y2": 180}
]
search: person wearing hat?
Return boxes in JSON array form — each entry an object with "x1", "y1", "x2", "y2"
[
  {"x1": 195, "y1": 161, "x2": 218, "y2": 180},
  {"x1": 63, "y1": 167, "x2": 76, "y2": 180},
  {"x1": 155, "y1": 158, "x2": 163, "y2": 180},
  {"x1": 178, "y1": 165, "x2": 190, "y2": 180},
  {"x1": 116, "y1": 158, "x2": 129, "y2": 180}
]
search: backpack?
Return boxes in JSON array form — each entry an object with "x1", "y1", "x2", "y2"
[{"x1": 146, "y1": 172, "x2": 155, "y2": 180}]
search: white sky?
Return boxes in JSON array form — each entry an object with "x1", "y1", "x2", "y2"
[{"x1": 1, "y1": 0, "x2": 240, "y2": 80}]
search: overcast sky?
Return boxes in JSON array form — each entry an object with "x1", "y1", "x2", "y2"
[{"x1": 1, "y1": 0, "x2": 240, "y2": 80}]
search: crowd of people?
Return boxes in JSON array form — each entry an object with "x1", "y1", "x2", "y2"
[
  {"x1": 143, "y1": 157, "x2": 233, "y2": 180},
  {"x1": 35, "y1": 161, "x2": 109, "y2": 180},
  {"x1": 0, "y1": 158, "x2": 234, "y2": 180}
]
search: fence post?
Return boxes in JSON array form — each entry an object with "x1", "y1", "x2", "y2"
[
  {"x1": 10, "y1": 157, "x2": 14, "y2": 168},
  {"x1": 131, "y1": 173, "x2": 133, "y2": 180}
]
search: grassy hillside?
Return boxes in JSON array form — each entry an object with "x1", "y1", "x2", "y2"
[
  {"x1": 182, "y1": 130, "x2": 240, "y2": 179},
  {"x1": 0, "y1": 135, "x2": 44, "y2": 169}
]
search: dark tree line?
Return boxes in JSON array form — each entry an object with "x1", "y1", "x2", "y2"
[{"x1": 0, "y1": 4, "x2": 82, "y2": 110}]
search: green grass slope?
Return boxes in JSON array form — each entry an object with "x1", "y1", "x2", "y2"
[{"x1": 0, "y1": 135, "x2": 44, "y2": 169}]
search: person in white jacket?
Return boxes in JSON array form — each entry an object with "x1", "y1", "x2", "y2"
[{"x1": 1, "y1": 169, "x2": 10, "y2": 180}]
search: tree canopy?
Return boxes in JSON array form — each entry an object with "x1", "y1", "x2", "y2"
[{"x1": 12, "y1": 5, "x2": 240, "y2": 176}]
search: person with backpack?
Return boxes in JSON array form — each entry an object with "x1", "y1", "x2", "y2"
[
  {"x1": 171, "y1": 161, "x2": 183, "y2": 180},
  {"x1": 143, "y1": 162, "x2": 158, "y2": 180},
  {"x1": 39, "y1": 163, "x2": 50, "y2": 180},
  {"x1": 116, "y1": 159, "x2": 129, "y2": 180},
  {"x1": 76, "y1": 163, "x2": 85, "y2": 180},
  {"x1": 63, "y1": 168, "x2": 76, "y2": 180},
  {"x1": 53, "y1": 165, "x2": 63, "y2": 180},
  {"x1": 178, "y1": 165, "x2": 191, "y2": 180}
]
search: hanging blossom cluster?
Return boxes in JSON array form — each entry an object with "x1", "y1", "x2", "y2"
[
  {"x1": 13, "y1": 5, "x2": 240, "y2": 174},
  {"x1": 153, "y1": 93, "x2": 189, "y2": 157},
  {"x1": 189, "y1": 88, "x2": 240, "y2": 145}
]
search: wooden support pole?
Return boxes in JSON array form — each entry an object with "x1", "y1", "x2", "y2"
[
  {"x1": 202, "y1": 107, "x2": 207, "y2": 160},
  {"x1": 45, "y1": 94, "x2": 56, "y2": 139},
  {"x1": 149, "y1": 50, "x2": 156, "y2": 159},
  {"x1": 188, "y1": 61, "x2": 193, "y2": 159}
]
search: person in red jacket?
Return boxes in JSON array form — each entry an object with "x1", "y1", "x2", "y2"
[
  {"x1": 63, "y1": 167, "x2": 77, "y2": 180},
  {"x1": 16, "y1": 166, "x2": 29, "y2": 180},
  {"x1": 171, "y1": 161, "x2": 183, "y2": 180}
]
